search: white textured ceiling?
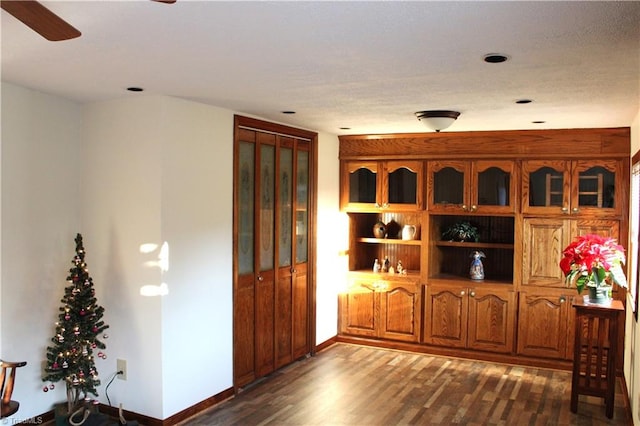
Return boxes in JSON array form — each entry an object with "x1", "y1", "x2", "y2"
[{"x1": 2, "y1": 1, "x2": 639, "y2": 135}]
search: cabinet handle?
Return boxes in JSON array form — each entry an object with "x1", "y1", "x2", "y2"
[
  {"x1": 469, "y1": 291, "x2": 476, "y2": 297},
  {"x1": 560, "y1": 296, "x2": 566, "y2": 303},
  {"x1": 382, "y1": 203, "x2": 389, "y2": 209},
  {"x1": 375, "y1": 203, "x2": 381, "y2": 209},
  {"x1": 470, "y1": 205, "x2": 477, "y2": 212},
  {"x1": 461, "y1": 204, "x2": 468, "y2": 211},
  {"x1": 460, "y1": 290, "x2": 466, "y2": 296},
  {"x1": 257, "y1": 275, "x2": 264, "y2": 282},
  {"x1": 571, "y1": 207, "x2": 580, "y2": 213},
  {"x1": 291, "y1": 267, "x2": 297, "y2": 274},
  {"x1": 561, "y1": 206, "x2": 569, "y2": 214}
]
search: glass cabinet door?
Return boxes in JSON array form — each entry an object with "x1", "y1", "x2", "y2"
[
  {"x1": 522, "y1": 160, "x2": 571, "y2": 215},
  {"x1": 572, "y1": 160, "x2": 620, "y2": 216},
  {"x1": 384, "y1": 160, "x2": 424, "y2": 210},
  {"x1": 428, "y1": 161, "x2": 469, "y2": 212},
  {"x1": 296, "y1": 150, "x2": 309, "y2": 263},
  {"x1": 473, "y1": 160, "x2": 516, "y2": 213},
  {"x1": 341, "y1": 161, "x2": 379, "y2": 210}
]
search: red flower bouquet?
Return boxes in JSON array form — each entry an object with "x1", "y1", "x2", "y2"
[{"x1": 559, "y1": 234, "x2": 627, "y2": 294}]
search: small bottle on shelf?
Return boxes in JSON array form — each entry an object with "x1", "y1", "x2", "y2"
[
  {"x1": 382, "y1": 256, "x2": 390, "y2": 272},
  {"x1": 373, "y1": 258, "x2": 381, "y2": 273}
]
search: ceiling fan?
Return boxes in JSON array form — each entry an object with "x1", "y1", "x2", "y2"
[{"x1": 1, "y1": 0, "x2": 175, "y2": 42}]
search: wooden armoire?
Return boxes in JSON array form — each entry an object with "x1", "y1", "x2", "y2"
[{"x1": 233, "y1": 116, "x2": 317, "y2": 388}]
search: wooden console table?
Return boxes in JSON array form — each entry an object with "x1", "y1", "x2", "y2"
[{"x1": 570, "y1": 297, "x2": 624, "y2": 419}]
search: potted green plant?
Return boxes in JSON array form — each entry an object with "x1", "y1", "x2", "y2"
[
  {"x1": 559, "y1": 234, "x2": 627, "y2": 303},
  {"x1": 442, "y1": 221, "x2": 479, "y2": 242}
]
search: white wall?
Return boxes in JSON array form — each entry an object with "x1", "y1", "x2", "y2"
[
  {"x1": 315, "y1": 132, "x2": 344, "y2": 343},
  {"x1": 82, "y1": 97, "x2": 166, "y2": 417},
  {"x1": 1, "y1": 83, "x2": 341, "y2": 420},
  {"x1": 157, "y1": 97, "x2": 234, "y2": 418},
  {"x1": 1, "y1": 82, "x2": 82, "y2": 422},
  {"x1": 625, "y1": 105, "x2": 640, "y2": 425}
]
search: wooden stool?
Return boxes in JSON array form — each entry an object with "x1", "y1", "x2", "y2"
[{"x1": 570, "y1": 297, "x2": 623, "y2": 419}]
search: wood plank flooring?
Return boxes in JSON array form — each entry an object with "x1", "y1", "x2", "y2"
[{"x1": 179, "y1": 343, "x2": 630, "y2": 425}]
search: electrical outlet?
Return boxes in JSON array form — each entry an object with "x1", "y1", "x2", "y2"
[{"x1": 117, "y1": 358, "x2": 127, "y2": 381}]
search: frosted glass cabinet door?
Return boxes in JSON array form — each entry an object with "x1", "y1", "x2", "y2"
[
  {"x1": 279, "y1": 147, "x2": 293, "y2": 268},
  {"x1": 238, "y1": 142, "x2": 255, "y2": 275},
  {"x1": 259, "y1": 144, "x2": 275, "y2": 272},
  {"x1": 296, "y1": 150, "x2": 309, "y2": 263}
]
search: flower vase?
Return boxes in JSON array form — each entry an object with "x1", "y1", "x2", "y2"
[{"x1": 587, "y1": 285, "x2": 610, "y2": 304}]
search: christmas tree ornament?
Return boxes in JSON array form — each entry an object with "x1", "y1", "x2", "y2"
[
  {"x1": 43, "y1": 386, "x2": 49, "y2": 392},
  {"x1": 103, "y1": 333, "x2": 109, "y2": 339},
  {"x1": 50, "y1": 383, "x2": 55, "y2": 390},
  {"x1": 62, "y1": 361, "x2": 68, "y2": 368}
]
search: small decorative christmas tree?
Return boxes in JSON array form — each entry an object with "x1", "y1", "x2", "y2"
[{"x1": 43, "y1": 233, "x2": 110, "y2": 413}]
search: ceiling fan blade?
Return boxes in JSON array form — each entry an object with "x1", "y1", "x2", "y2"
[{"x1": 1, "y1": 0, "x2": 81, "y2": 41}]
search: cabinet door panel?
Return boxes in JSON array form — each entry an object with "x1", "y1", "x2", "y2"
[
  {"x1": 473, "y1": 160, "x2": 517, "y2": 214},
  {"x1": 340, "y1": 284, "x2": 377, "y2": 337},
  {"x1": 468, "y1": 289, "x2": 515, "y2": 353},
  {"x1": 428, "y1": 161, "x2": 469, "y2": 213},
  {"x1": 522, "y1": 218, "x2": 569, "y2": 287},
  {"x1": 384, "y1": 160, "x2": 424, "y2": 210},
  {"x1": 379, "y1": 282, "x2": 421, "y2": 342},
  {"x1": 572, "y1": 160, "x2": 622, "y2": 216},
  {"x1": 517, "y1": 292, "x2": 569, "y2": 359},
  {"x1": 521, "y1": 160, "x2": 571, "y2": 215},
  {"x1": 275, "y1": 273, "x2": 293, "y2": 369},
  {"x1": 424, "y1": 285, "x2": 467, "y2": 347},
  {"x1": 292, "y1": 267, "x2": 309, "y2": 359},
  {"x1": 341, "y1": 161, "x2": 379, "y2": 210},
  {"x1": 255, "y1": 273, "x2": 275, "y2": 377}
]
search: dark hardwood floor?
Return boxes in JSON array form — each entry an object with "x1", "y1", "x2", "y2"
[{"x1": 179, "y1": 343, "x2": 630, "y2": 425}]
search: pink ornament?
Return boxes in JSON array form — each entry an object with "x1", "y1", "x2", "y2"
[
  {"x1": 50, "y1": 383, "x2": 55, "y2": 390},
  {"x1": 53, "y1": 362, "x2": 59, "y2": 369},
  {"x1": 80, "y1": 309, "x2": 86, "y2": 316},
  {"x1": 43, "y1": 386, "x2": 49, "y2": 392},
  {"x1": 64, "y1": 314, "x2": 71, "y2": 320},
  {"x1": 92, "y1": 326, "x2": 98, "y2": 333}
]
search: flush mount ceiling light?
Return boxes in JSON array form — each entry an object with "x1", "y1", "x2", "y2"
[{"x1": 415, "y1": 110, "x2": 460, "y2": 132}]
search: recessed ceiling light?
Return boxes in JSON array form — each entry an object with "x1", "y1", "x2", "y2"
[
  {"x1": 532, "y1": 120, "x2": 546, "y2": 124},
  {"x1": 516, "y1": 99, "x2": 532, "y2": 104},
  {"x1": 127, "y1": 87, "x2": 144, "y2": 92},
  {"x1": 281, "y1": 111, "x2": 296, "y2": 115},
  {"x1": 339, "y1": 127, "x2": 351, "y2": 130},
  {"x1": 483, "y1": 53, "x2": 509, "y2": 63}
]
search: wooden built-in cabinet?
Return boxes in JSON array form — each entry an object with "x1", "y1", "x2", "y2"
[
  {"x1": 341, "y1": 160, "x2": 424, "y2": 211},
  {"x1": 338, "y1": 128, "x2": 630, "y2": 371},
  {"x1": 339, "y1": 276, "x2": 421, "y2": 343},
  {"x1": 424, "y1": 283, "x2": 515, "y2": 353},
  {"x1": 428, "y1": 160, "x2": 517, "y2": 214}
]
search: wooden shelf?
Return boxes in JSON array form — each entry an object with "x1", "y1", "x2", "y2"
[
  {"x1": 435, "y1": 241, "x2": 514, "y2": 249},
  {"x1": 428, "y1": 274, "x2": 513, "y2": 286},
  {"x1": 348, "y1": 269, "x2": 421, "y2": 281},
  {"x1": 357, "y1": 237, "x2": 422, "y2": 246}
]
